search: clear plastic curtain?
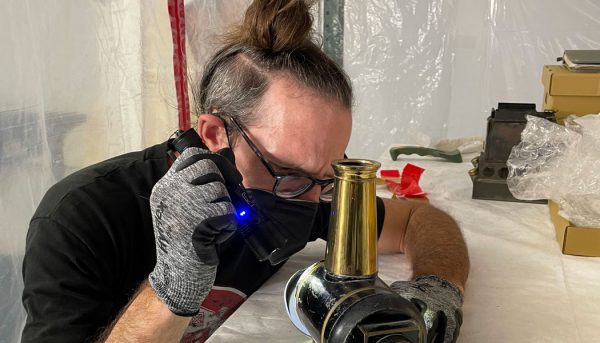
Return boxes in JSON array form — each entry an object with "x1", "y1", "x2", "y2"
[
  {"x1": 0, "y1": 0, "x2": 247, "y2": 341},
  {"x1": 0, "y1": 2, "x2": 150, "y2": 340},
  {"x1": 345, "y1": 0, "x2": 600, "y2": 159},
  {"x1": 2, "y1": 0, "x2": 600, "y2": 341}
]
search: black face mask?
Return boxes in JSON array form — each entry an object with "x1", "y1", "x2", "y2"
[{"x1": 236, "y1": 189, "x2": 319, "y2": 265}]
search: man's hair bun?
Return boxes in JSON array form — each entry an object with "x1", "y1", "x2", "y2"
[
  {"x1": 227, "y1": 0, "x2": 314, "y2": 53},
  {"x1": 199, "y1": 0, "x2": 352, "y2": 124}
]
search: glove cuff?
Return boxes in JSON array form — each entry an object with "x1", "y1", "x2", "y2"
[
  {"x1": 149, "y1": 263, "x2": 217, "y2": 316},
  {"x1": 414, "y1": 274, "x2": 464, "y2": 305}
]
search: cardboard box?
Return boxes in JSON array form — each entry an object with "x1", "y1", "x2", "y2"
[
  {"x1": 542, "y1": 65, "x2": 600, "y2": 256},
  {"x1": 548, "y1": 200, "x2": 600, "y2": 257},
  {"x1": 541, "y1": 65, "x2": 600, "y2": 124}
]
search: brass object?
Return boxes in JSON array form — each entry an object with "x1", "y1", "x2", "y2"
[
  {"x1": 325, "y1": 159, "x2": 379, "y2": 277},
  {"x1": 284, "y1": 159, "x2": 426, "y2": 343}
]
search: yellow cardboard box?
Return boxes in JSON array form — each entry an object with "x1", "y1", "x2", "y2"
[
  {"x1": 548, "y1": 200, "x2": 600, "y2": 257},
  {"x1": 541, "y1": 65, "x2": 600, "y2": 124},
  {"x1": 542, "y1": 65, "x2": 600, "y2": 256}
]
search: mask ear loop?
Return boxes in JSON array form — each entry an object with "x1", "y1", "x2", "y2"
[
  {"x1": 214, "y1": 113, "x2": 239, "y2": 151},
  {"x1": 224, "y1": 117, "x2": 233, "y2": 149}
]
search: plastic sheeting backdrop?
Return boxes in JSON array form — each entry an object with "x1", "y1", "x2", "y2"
[{"x1": 1, "y1": 0, "x2": 599, "y2": 341}]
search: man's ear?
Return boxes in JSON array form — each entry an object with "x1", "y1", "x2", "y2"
[{"x1": 197, "y1": 114, "x2": 229, "y2": 152}]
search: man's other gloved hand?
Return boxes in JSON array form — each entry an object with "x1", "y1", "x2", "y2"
[
  {"x1": 149, "y1": 147, "x2": 240, "y2": 316},
  {"x1": 390, "y1": 275, "x2": 464, "y2": 343}
]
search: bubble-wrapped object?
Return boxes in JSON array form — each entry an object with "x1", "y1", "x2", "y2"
[{"x1": 507, "y1": 114, "x2": 600, "y2": 227}]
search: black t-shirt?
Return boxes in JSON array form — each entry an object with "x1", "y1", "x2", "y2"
[{"x1": 21, "y1": 142, "x2": 385, "y2": 343}]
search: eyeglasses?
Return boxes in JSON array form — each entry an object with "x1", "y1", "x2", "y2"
[{"x1": 227, "y1": 116, "x2": 335, "y2": 202}]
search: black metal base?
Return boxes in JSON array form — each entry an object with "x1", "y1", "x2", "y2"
[
  {"x1": 285, "y1": 262, "x2": 426, "y2": 343},
  {"x1": 469, "y1": 103, "x2": 554, "y2": 204}
]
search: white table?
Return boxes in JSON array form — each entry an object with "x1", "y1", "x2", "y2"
[{"x1": 208, "y1": 151, "x2": 600, "y2": 343}]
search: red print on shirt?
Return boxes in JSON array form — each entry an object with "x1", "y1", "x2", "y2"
[{"x1": 180, "y1": 286, "x2": 247, "y2": 343}]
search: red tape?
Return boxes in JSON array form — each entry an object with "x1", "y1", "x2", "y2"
[
  {"x1": 381, "y1": 169, "x2": 400, "y2": 178},
  {"x1": 168, "y1": 0, "x2": 191, "y2": 131},
  {"x1": 382, "y1": 163, "x2": 426, "y2": 197}
]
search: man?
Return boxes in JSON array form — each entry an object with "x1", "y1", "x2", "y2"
[{"x1": 22, "y1": 0, "x2": 469, "y2": 342}]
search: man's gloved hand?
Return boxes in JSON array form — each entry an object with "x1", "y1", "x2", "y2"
[
  {"x1": 390, "y1": 275, "x2": 464, "y2": 343},
  {"x1": 148, "y1": 147, "x2": 239, "y2": 316}
]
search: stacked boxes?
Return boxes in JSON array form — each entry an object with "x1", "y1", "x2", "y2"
[
  {"x1": 542, "y1": 65, "x2": 600, "y2": 123},
  {"x1": 542, "y1": 65, "x2": 600, "y2": 256}
]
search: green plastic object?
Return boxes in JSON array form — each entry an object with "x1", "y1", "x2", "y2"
[{"x1": 389, "y1": 146, "x2": 463, "y2": 163}]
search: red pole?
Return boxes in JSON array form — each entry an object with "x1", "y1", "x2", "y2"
[{"x1": 168, "y1": 0, "x2": 191, "y2": 131}]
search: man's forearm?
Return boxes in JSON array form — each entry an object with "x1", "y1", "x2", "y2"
[
  {"x1": 98, "y1": 280, "x2": 191, "y2": 343},
  {"x1": 403, "y1": 205, "x2": 469, "y2": 293}
]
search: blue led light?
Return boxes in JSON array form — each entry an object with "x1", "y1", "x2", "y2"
[{"x1": 239, "y1": 210, "x2": 247, "y2": 217}]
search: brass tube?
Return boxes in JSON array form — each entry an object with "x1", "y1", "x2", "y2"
[{"x1": 324, "y1": 159, "x2": 381, "y2": 277}]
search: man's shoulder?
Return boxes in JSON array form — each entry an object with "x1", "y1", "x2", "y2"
[
  {"x1": 32, "y1": 141, "x2": 170, "y2": 223},
  {"x1": 22, "y1": 143, "x2": 171, "y2": 343}
]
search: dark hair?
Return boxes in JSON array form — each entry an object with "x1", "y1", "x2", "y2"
[{"x1": 195, "y1": 0, "x2": 353, "y2": 135}]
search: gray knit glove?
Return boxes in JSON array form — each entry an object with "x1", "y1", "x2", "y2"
[
  {"x1": 390, "y1": 275, "x2": 464, "y2": 343},
  {"x1": 149, "y1": 147, "x2": 238, "y2": 316}
]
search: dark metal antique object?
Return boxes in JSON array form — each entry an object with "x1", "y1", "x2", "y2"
[
  {"x1": 285, "y1": 159, "x2": 426, "y2": 343},
  {"x1": 470, "y1": 103, "x2": 555, "y2": 203}
]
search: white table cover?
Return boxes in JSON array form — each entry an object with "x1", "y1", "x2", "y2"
[{"x1": 208, "y1": 151, "x2": 600, "y2": 343}]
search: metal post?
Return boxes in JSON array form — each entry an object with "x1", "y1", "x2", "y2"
[{"x1": 322, "y1": 0, "x2": 344, "y2": 67}]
